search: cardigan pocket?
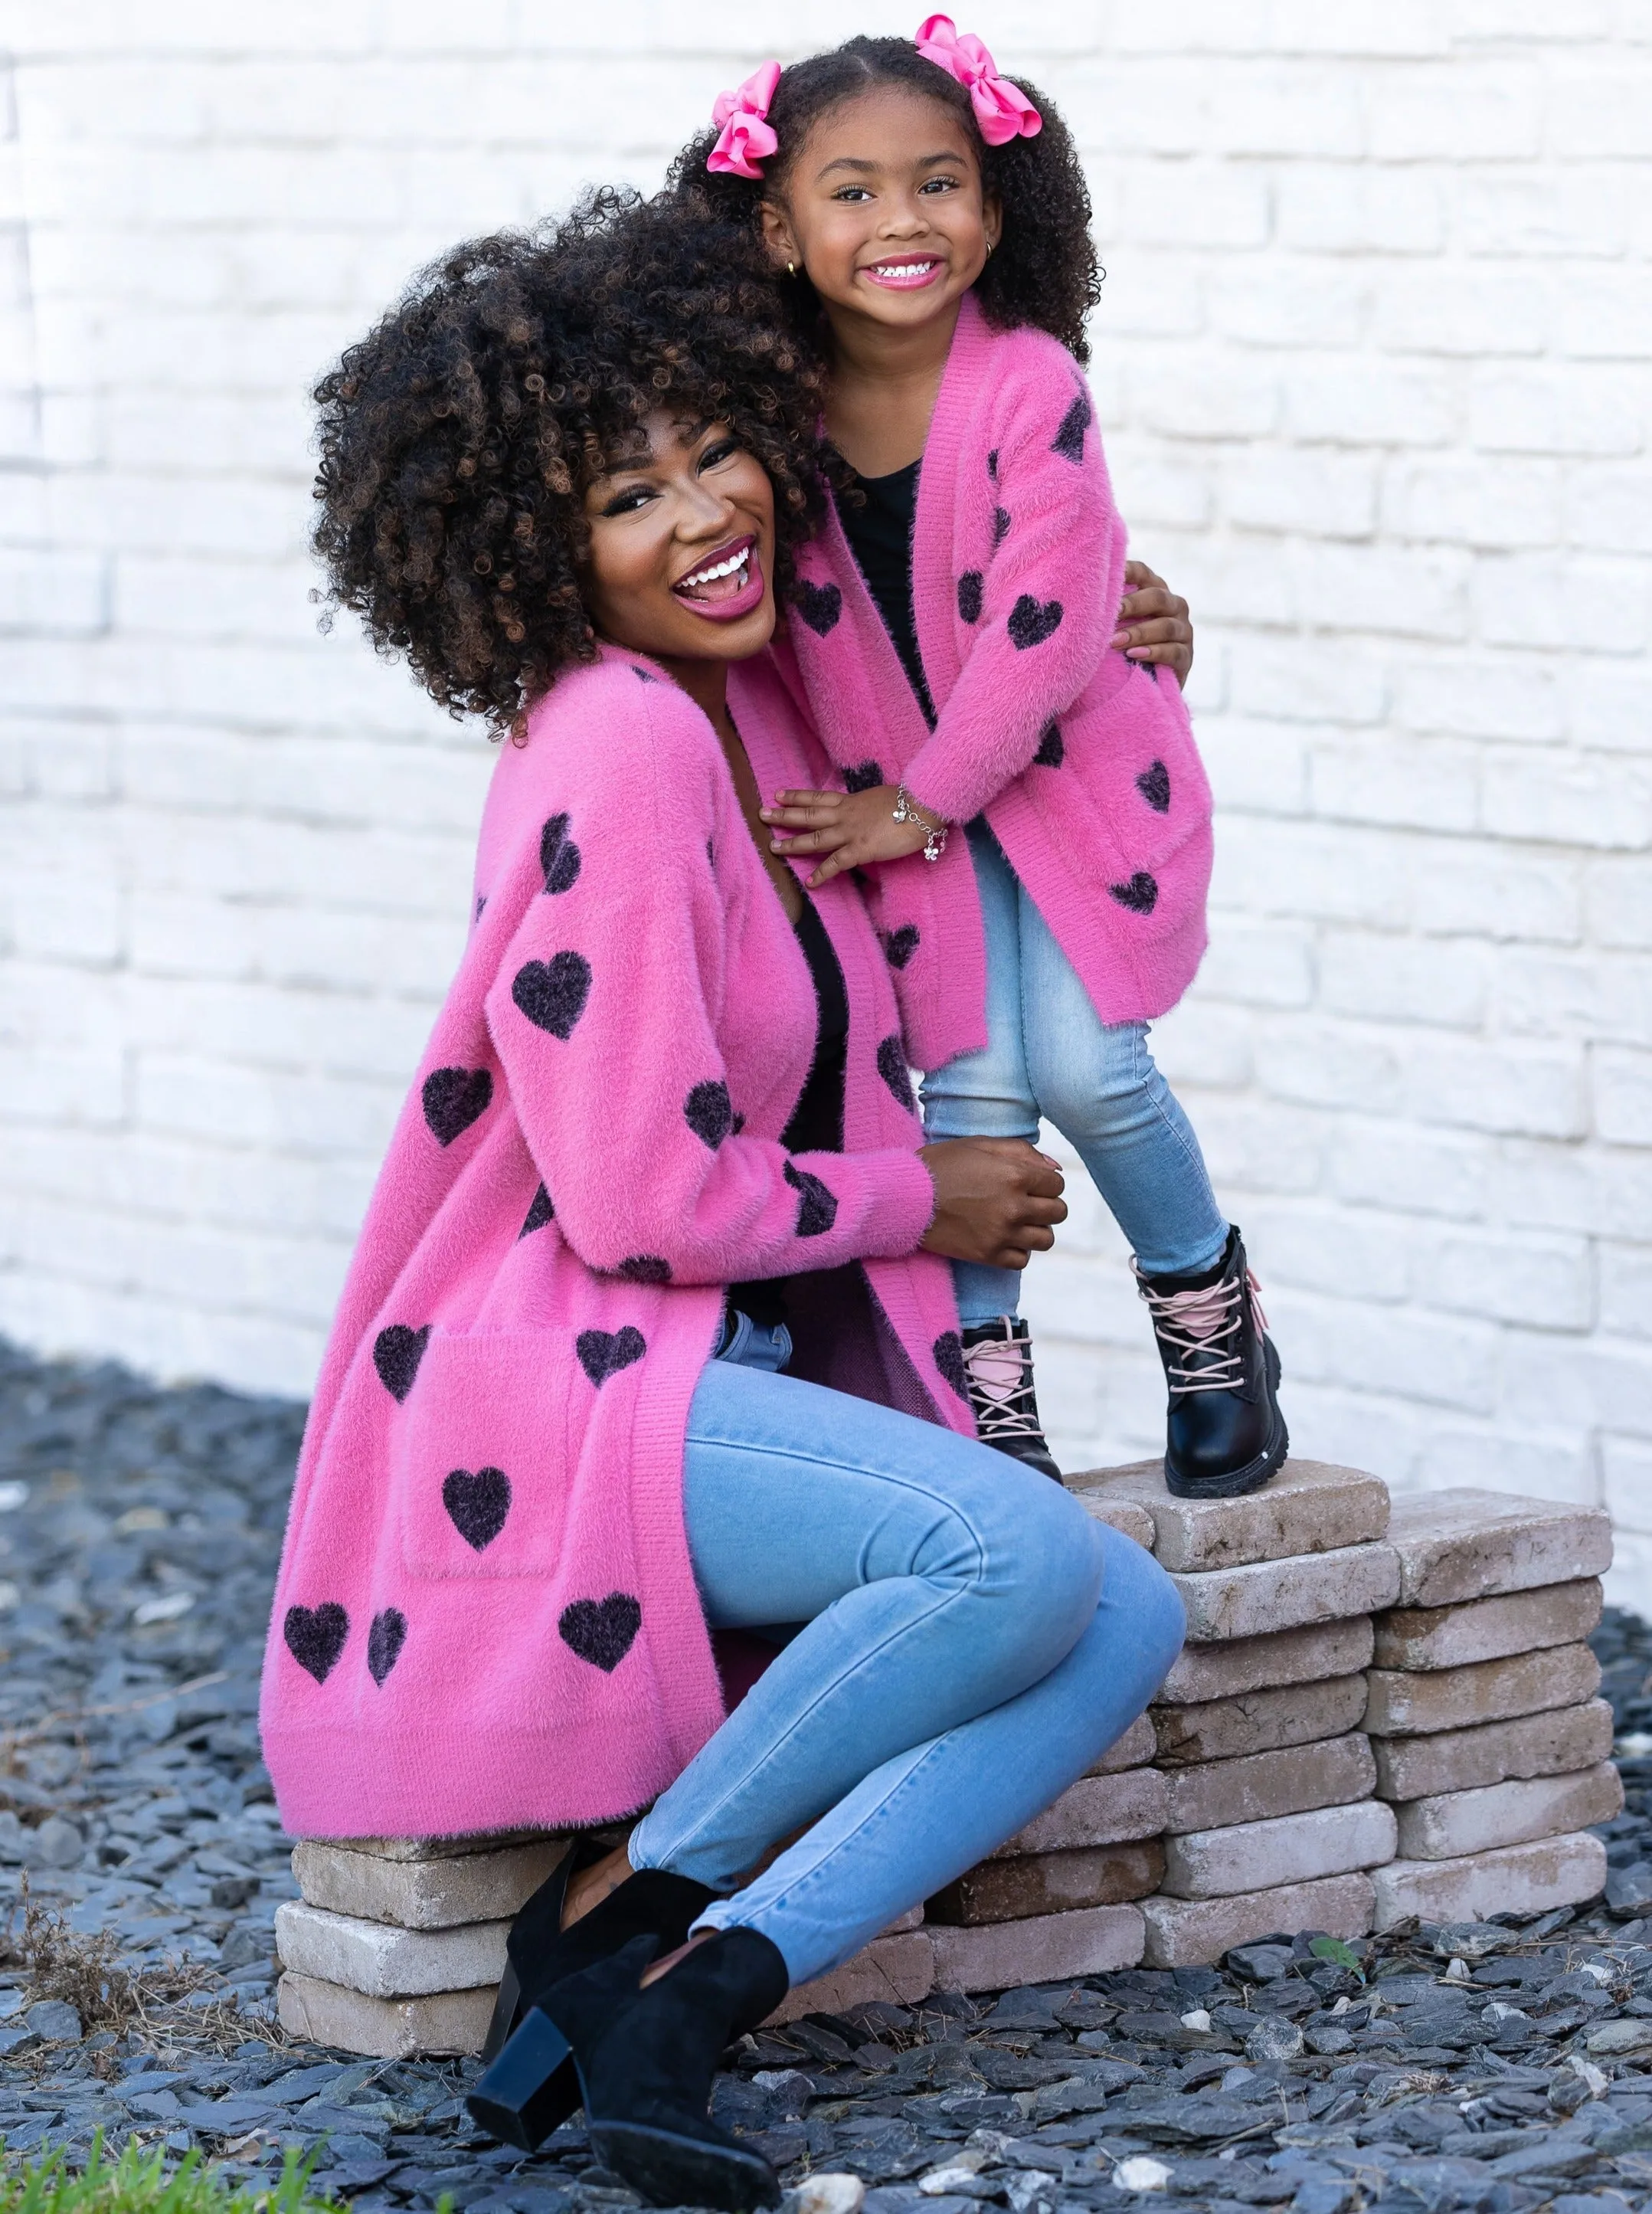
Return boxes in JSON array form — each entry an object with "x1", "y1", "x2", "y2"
[{"x1": 394, "y1": 1329, "x2": 574, "y2": 1580}]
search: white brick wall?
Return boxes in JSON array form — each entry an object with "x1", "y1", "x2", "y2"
[{"x1": 5, "y1": 5, "x2": 1652, "y2": 1601}]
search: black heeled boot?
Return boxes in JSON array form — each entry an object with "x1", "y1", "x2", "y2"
[
  {"x1": 960, "y1": 1317, "x2": 1063, "y2": 1482},
  {"x1": 467, "y1": 1849, "x2": 717, "y2": 2150},
  {"x1": 546, "y1": 1927, "x2": 790, "y2": 2212},
  {"x1": 1135, "y1": 1224, "x2": 1287, "y2": 1500}
]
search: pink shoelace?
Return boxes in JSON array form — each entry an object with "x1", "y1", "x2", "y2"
[
  {"x1": 961, "y1": 1322, "x2": 1046, "y2": 1443},
  {"x1": 1134, "y1": 1264, "x2": 1269, "y2": 1394}
]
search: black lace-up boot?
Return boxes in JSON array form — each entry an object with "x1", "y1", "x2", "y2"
[
  {"x1": 960, "y1": 1317, "x2": 1063, "y2": 1481},
  {"x1": 1135, "y1": 1225, "x2": 1287, "y2": 1500}
]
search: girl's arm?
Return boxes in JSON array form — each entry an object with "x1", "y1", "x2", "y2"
[{"x1": 483, "y1": 692, "x2": 936, "y2": 1288}]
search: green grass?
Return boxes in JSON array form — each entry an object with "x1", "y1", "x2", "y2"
[{"x1": 0, "y1": 2140, "x2": 364, "y2": 2214}]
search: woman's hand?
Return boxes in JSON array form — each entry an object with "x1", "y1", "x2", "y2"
[
  {"x1": 760, "y1": 784, "x2": 933, "y2": 888},
  {"x1": 918, "y1": 1138, "x2": 1067, "y2": 1269},
  {"x1": 1111, "y1": 560, "x2": 1194, "y2": 689}
]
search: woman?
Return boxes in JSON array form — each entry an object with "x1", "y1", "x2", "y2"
[{"x1": 263, "y1": 192, "x2": 1185, "y2": 2214}]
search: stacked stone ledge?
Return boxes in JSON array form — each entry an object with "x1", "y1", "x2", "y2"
[
  {"x1": 274, "y1": 1469, "x2": 1624, "y2": 2052},
  {"x1": 1363, "y1": 1488, "x2": 1618, "y2": 1933}
]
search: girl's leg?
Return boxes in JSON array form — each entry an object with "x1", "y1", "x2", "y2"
[
  {"x1": 629, "y1": 1357, "x2": 1107, "y2": 1894},
  {"x1": 693, "y1": 1523, "x2": 1185, "y2": 1985}
]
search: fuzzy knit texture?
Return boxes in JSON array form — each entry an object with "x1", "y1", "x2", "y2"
[
  {"x1": 258, "y1": 646, "x2": 969, "y2": 1841},
  {"x1": 778, "y1": 293, "x2": 1215, "y2": 1076}
]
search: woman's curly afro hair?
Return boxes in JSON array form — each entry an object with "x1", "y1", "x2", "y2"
[
  {"x1": 311, "y1": 189, "x2": 831, "y2": 731},
  {"x1": 668, "y1": 34, "x2": 1101, "y2": 363}
]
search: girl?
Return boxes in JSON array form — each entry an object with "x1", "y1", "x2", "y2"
[
  {"x1": 278, "y1": 195, "x2": 1184, "y2": 2212},
  {"x1": 676, "y1": 27, "x2": 1287, "y2": 1500}
]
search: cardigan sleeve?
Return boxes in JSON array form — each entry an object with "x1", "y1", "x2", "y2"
[
  {"x1": 483, "y1": 686, "x2": 937, "y2": 1289},
  {"x1": 901, "y1": 356, "x2": 1127, "y2": 828}
]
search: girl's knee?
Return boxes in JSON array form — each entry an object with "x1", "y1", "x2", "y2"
[{"x1": 969, "y1": 1466, "x2": 1107, "y2": 1653}]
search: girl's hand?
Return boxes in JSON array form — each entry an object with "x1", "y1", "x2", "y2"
[
  {"x1": 760, "y1": 784, "x2": 934, "y2": 888},
  {"x1": 918, "y1": 1138, "x2": 1067, "y2": 1269},
  {"x1": 1111, "y1": 560, "x2": 1194, "y2": 689}
]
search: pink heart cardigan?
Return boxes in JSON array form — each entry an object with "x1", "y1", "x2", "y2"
[
  {"x1": 777, "y1": 293, "x2": 1215, "y2": 1076},
  {"x1": 259, "y1": 647, "x2": 969, "y2": 1841}
]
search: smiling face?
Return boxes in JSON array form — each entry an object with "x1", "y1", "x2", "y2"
[
  {"x1": 580, "y1": 412, "x2": 778, "y2": 676},
  {"x1": 761, "y1": 84, "x2": 999, "y2": 336}
]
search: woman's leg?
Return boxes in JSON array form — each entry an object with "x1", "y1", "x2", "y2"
[
  {"x1": 694, "y1": 1524, "x2": 1184, "y2": 1986},
  {"x1": 918, "y1": 819, "x2": 1038, "y2": 1328},
  {"x1": 629, "y1": 1358, "x2": 1107, "y2": 1894}
]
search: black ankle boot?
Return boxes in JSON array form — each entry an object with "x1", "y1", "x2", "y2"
[
  {"x1": 1135, "y1": 1225, "x2": 1287, "y2": 1501},
  {"x1": 960, "y1": 1318, "x2": 1063, "y2": 1481},
  {"x1": 545, "y1": 1927, "x2": 789, "y2": 2211},
  {"x1": 467, "y1": 1851, "x2": 717, "y2": 2149}
]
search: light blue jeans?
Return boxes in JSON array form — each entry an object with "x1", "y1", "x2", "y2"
[
  {"x1": 628, "y1": 1328, "x2": 1186, "y2": 1986},
  {"x1": 921, "y1": 820, "x2": 1229, "y2": 1325}
]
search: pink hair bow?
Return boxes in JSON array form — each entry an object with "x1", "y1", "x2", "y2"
[
  {"x1": 914, "y1": 15, "x2": 1041, "y2": 146},
  {"x1": 707, "y1": 61, "x2": 782, "y2": 178}
]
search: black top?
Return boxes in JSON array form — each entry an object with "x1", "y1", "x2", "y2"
[
  {"x1": 728, "y1": 896, "x2": 849, "y2": 1332},
  {"x1": 838, "y1": 461, "x2": 935, "y2": 725}
]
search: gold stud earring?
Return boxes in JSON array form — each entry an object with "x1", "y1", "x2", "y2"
[{"x1": 787, "y1": 260, "x2": 797, "y2": 276}]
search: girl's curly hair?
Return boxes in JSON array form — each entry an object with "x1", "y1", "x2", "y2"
[
  {"x1": 667, "y1": 35, "x2": 1100, "y2": 363},
  {"x1": 311, "y1": 190, "x2": 831, "y2": 730}
]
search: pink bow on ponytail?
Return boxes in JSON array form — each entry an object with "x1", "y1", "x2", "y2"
[
  {"x1": 706, "y1": 61, "x2": 782, "y2": 178},
  {"x1": 914, "y1": 15, "x2": 1041, "y2": 146}
]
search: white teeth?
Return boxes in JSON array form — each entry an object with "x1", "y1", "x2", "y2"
[
  {"x1": 872, "y1": 262, "x2": 934, "y2": 280},
  {"x1": 679, "y1": 548, "x2": 749, "y2": 589}
]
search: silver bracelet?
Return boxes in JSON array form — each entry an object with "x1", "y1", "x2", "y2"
[{"x1": 893, "y1": 784, "x2": 949, "y2": 863}]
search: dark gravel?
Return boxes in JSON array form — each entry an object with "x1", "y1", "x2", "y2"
[{"x1": 5, "y1": 1336, "x2": 1652, "y2": 2214}]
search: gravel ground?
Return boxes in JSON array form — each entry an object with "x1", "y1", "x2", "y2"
[{"x1": 7, "y1": 1338, "x2": 1652, "y2": 2214}]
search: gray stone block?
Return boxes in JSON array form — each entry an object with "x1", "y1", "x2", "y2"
[
  {"x1": 322, "y1": 1829, "x2": 561, "y2": 1862},
  {"x1": 1173, "y1": 1543, "x2": 1399, "y2": 1644},
  {"x1": 927, "y1": 1841, "x2": 1166, "y2": 1925},
  {"x1": 1372, "y1": 1577, "x2": 1603, "y2": 1672},
  {"x1": 1385, "y1": 1489, "x2": 1612, "y2": 1609},
  {"x1": 1069, "y1": 1458, "x2": 1389, "y2": 1574},
  {"x1": 1160, "y1": 1800, "x2": 1397, "y2": 1900},
  {"x1": 1153, "y1": 1672, "x2": 1369, "y2": 1767},
  {"x1": 929, "y1": 1904, "x2": 1145, "y2": 1993},
  {"x1": 1364, "y1": 1642, "x2": 1601, "y2": 1736},
  {"x1": 767, "y1": 1934, "x2": 934, "y2": 2024},
  {"x1": 1162, "y1": 1732, "x2": 1376, "y2": 1836},
  {"x1": 277, "y1": 1970, "x2": 495, "y2": 2057},
  {"x1": 1159, "y1": 1616, "x2": 1375, "y2": 1705},
  {"x1": 292, "y1": 1836, "x2": 565, "y2": 1930},
  {"x1": 1371, "y1": 1831, "x2": 1608, "y2": 1931},
  {"x1": 1074, "y1": 1494, "x2": 1156, "y2": 1549},
  {"x1": 1091, "y1": 1711, "x2": 1158, "y2": 1774},
  {"x1": 990, "y1": 1766, "x2": 1168, "y2": 1857},
  {"x1": 1392, "y1": 1760, "x2": 1624, "y2": 1859},
  {"x1": 1370, "y1": 1697, "x2": 1615, "y2": 1799},
  {"x1": 274, "y1": 1899, "x2": 507, "y2": 1996},
  {"x1": 1140, "y1": 1873, "x2": 1375, "y2": 1969}
]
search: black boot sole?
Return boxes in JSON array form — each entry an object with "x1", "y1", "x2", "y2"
[
  {"x1": 591, "y1": 2121, "x2": 782, "y2": 2212},
  {"x1": 1163, "y1": 1339, "x2": 1289, "y2": 1501}
]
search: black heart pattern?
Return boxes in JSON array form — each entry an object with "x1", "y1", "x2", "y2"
[
  {"x1": 285, "y1": 1602, "x2": 348, "y2": 1685},
  {"x1": 987, "y1": 448, "x2": 1000, "y2": 480},
  {"x1": 368, "y1": 1607, "x2": 407, "y2": 1686},
  {"x1": 1009, "y1": 594, "x2": 1063, "y2": 650},
  {"x1": 877, "y1": 1034, "x2": 916, "y2": 1115},
  {"x1": 1051, "y1": 390, "x2": 1091, "y2": 464},
  {"x1": 631, "y1": 666, "x2": 657, "y2": 683},
  {"x1": 577, "y1": 1325, "x2": 647, "y2": 1386},
  {"x1": 443, "y1": 1466, "x2": 511, "y2": 1551},
  {"x1": 885, "y1": 924, "x2": 920, "y2": 971},
  {"x1": 1109, "y1": 872, "x2": 1160, "y2": 915},
  {"x1": 475, "y1": 894, "x2": 487, "y2": 921},
  {"x1": 797, "y1": 581, "x2": 842, "y2": 636},
  {"x1": 1134, "y1": 657, "x2": 1161, "y2": 685},
  {"x1": 844, "y1": 760, "x2": 885, "y2": 794},
  {"x1": 784, "y1": 1159, "x2": 838, "y2": 1237},
  {"x1": 1137, "y1": 759, "x2": 1171, "y2": 814},
  {"x1": 993, "y1": 506, "x2": 1012, "y2": 548},
  {"x1": 957, "y1": 572, "x2": 983, "y2": 624},
  {"x1": 512, "y1": 951, "x2": 591, "y2": 1039},
  {"x1": 618, "y1": 1255, "x2": 672, "y2": 1284},
  {"x1": 540, "y1": 812, "x2": 582, "y2": 895},
  {"x1": 684, "y1": 1079, "x2": 734, "y2": 1149},
  {"x1": 423, "y1": 1066, "x2": 492, "y2": 1146},
  {"x1": 933, "y1": 1331, "x2": 970, "y2": 1403},
  {"x1": 1034, "y1": 722, "x2": 1065, "y2": 769},
  {"x1": 521, "y1": 1183, "x2": 555, "y2": 1236},
  {"x1": 373, "y1": 1323, "x2": 430, "y2": 1403},
  {"x1": 559, "y1": 1592, "x2": 642, "y2": 1673}
]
